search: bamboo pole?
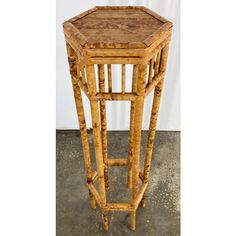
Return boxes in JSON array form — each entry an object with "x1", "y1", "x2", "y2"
[
  {"x1": 94, "y1": 92, "x2": 137, "y2": 101},
  {"x1": 154, "y1": 52, "x2": 161, "y2": 75},
  {"x1": 159, "y1": 43, "x2": 170, "y2": 73},
  {"x1": 122, "y1": 64, "x2": 125, "y2": 94},
  {"x1": 107, "y1": 159, "x2": 128, "y2": 166},
  {"x1": 107, "y1": 203, "x2": 131, "y2": 211},
  {"x1": 66, "y1": 43, "x2": 76, "y2": 76},
  {"x1": 130, "y1": 64, "x2": 147, "y2": 230},
  {"x1": 98, "y1": 64, "x2": 109, "y2": 189},
  {"x1": 148, "y1": 57, "x2": 155, "y2": 85},
  {"x1": 127, "y1": 65, "x2": 139, "y2": 188},
  {"x1": 74, "y1": 54, "x2": 86, "y2": 86},
  {"x1": 86, "y1": 64, "x2": 108, "y2": 231},
  {"x1": 140, "y1": 43, "x2": 170, "y2": 208},
  {"x1": 130, "y1": 210, "x2": 136, "y2": 230},
  {"x1": 87, "y1": 183, "x2": 101, "y2": 207},
  {"x1": 79, "y1": 63, "x2": 86, "y2": 85},
  {"x1": 107, "y1": 64, "x2": 112, "y2": 93},
  {"x1": 66, "y1": 43, "x2": 96, "y2": 209}
]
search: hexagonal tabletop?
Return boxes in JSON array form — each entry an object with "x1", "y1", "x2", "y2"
[{"x1": 63, "y1": 6, "x2": 172, "y2": 49}]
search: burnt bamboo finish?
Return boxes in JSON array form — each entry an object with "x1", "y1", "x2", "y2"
[
  {"x1": 63, "y1": 6, "x2": 172, "y2": 231},
  {"x1": 127, "y1": 64, "x2": 139, "y2": 188},
  {"x1": 98, "y1": 64, "x2": 109, "y2": 189}
]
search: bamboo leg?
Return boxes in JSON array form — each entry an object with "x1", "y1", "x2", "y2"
[
  {"x1": 86, "y1": 64, "x2": 108, "y2": 231},
  {"x1": 66, "y1": 43, "x2": 96, "y2": 209},
  {"x1": 98, "y1": 64, "x2": 109, "y2": 189},
  {"x1": 130, "y1": 64, "x2": 147, "y2": 230},
  {"x1": 79, "y1": 63, "x2": 86, "y2": 86},
  {"x1": 127, "y1": 64, "x2": 138, "y2": 188},
  {"x1": 140, "y1": 79, "x2": 164, "y2": 208},
  {"x1": 66, "y1": 43, "x2": 77, "y2": 76},
  {"x1": 140, "y1": 43, "x2": 171, "y2": 208},
  {"x1": 130, "y1": 210, "x2": 136, "y2": 230}
]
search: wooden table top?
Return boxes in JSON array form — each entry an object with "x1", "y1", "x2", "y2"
[{"x1": 63, "y1": 6, "x2": 172, "y2": 49}]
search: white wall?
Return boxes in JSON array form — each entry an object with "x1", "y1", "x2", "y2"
[{"x1": 56, "y1": 0, "x2": 180, "y2": 130}]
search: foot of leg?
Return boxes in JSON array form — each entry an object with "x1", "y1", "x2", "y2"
[
  {"x1": 130, "y1": 210, "x2": 136, "y2": 230},
  {"x1": 102, "y1": 211, "x2": 109, "y2": 231}
]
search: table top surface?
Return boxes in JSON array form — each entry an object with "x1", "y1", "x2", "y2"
[{"x1": 63, "y1": 6, "x2": 172, "y2": 49}]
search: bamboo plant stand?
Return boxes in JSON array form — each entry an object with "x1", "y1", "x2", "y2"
[{"x1": 63, "y1": 6, "x2": 173, "y2": 231}]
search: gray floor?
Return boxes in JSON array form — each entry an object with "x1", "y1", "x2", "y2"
[{"x1": 56, "y1": 130, "x2": 180, "y2": 236}]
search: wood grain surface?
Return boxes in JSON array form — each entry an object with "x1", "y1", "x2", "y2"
[{"x1": 64, "y1": 6, "x2": 172, "y2": 49}]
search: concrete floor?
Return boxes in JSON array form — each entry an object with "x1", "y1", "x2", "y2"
[{"x1": 56, "y1": 130, "x2": 180, "y2": 236}]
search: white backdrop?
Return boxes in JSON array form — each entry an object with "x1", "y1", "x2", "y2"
[{"x1": 56, "y1": 0, "x2": 180, "y2": 130}]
